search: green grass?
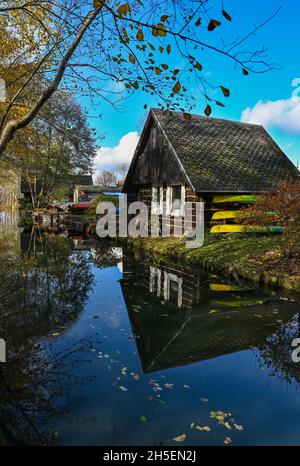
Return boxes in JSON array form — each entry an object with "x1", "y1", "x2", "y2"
[{"x1": 125, "y1": 235, "x2": 300, "y2": 292}]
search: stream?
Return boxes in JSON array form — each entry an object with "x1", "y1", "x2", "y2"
[{"x1": 0, "y1": 212, "x2": 300, "y2": 445}]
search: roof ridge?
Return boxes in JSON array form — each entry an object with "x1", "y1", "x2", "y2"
[{"x1": 151, "y1": 107, "x2": 263, "y2": 129}]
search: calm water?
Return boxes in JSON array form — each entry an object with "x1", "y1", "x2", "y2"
[{"x1": 1, "y1": 215, "x2": 300, "y2": 445}]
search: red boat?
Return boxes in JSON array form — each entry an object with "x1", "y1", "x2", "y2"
[{"x1": 69, "y1": 202, "x2": 90, "y2": 212}]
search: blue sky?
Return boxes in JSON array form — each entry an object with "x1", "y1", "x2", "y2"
[{"x1": 82, "y1": 0, "x2": 300, "y2": 176}]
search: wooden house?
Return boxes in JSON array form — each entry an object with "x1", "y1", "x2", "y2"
[{"x1": 123, "y1": 108, "x2": 299, "y2": 234}]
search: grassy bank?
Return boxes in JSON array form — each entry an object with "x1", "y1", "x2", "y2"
[{"x1": 124, "y1": 235, "x2": 300, "y2": 293}]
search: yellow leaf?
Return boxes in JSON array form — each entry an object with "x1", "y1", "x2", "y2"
[
  {"x1": 160, "y1": 15, "x2": 169, "y2": 22},
  {"x1": 129, "y1": 53, "x2": 136, "y2": 64},
  {"x1": 173, "y1": 434, "x2": 186, "y2": 442},
  {"x1": 196, "y1": 425, "x2": 211, "y2": 431},
  {"x1": 152, "y1": 23, "x2": 167, "y2": 37},
  {"x1": 155, "y1": 67, "x2": 162, "y2": 75},
  {"x1": 166, "y1": 44, "x2": 171, "y2": 54},
  {"x1": 136, "y1": 29, "x2": 144, "y2": 42},
  {"x1": 161, "y1": 64, "x2": 168, "y2": 70},
  {"x1": 172, "y1": 81, "x2": 181, "y2": 94},
  {"x1": 118, "y1": 4, "x2": 130, "y2": 17}
]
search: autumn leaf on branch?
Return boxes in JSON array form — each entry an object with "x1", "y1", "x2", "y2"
[
  {"x1": 222, "y1": 10, "x2": 232, "y2": 21},
  {"x1": 220, "y1": 86, "x2": 230, "y2": 97},
  {"x1": 208, "y1": 19, "x2": 221, "y2": 31}
]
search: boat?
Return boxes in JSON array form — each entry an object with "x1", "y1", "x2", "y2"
[
  {"x1": 210, "y1": 283, "x2": 249, "y2": 292},
  {"x1": 210, "y1": 225, "x2": 284, "y2": 234},
  {"x1": 212, "y1": 195, "x2": 257, "y2": 204},
  {"x1": 69, "y1": 202, "x2": 90, "y2": 212},
  {"x1": 212, "y1": 211, "x2": 238, "y2": 220},
  {"x1": 210, "y1": 296, "x2": 272, "y2": 308}
]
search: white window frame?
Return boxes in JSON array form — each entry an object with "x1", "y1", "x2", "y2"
[
  {"x1": 166, "y1": 185, "x2": 185, "y2": 217},
  {"x1": 163, "y1": 271, "x2": 183, "y2": 308},
  {"x1": 150, "y1": 266, "x2": 162, "y2": 297},
  {"x1": 151, "y1": 186, "x2": 164, "y2": 215}
]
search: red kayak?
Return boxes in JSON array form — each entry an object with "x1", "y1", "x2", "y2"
[{"x1": 69, "y1": 202, "x2": 90, "y2": 212}]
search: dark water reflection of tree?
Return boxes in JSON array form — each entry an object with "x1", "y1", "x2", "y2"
[{"x1": 0, "y1": 230, "x2": 95, "y2": 445}]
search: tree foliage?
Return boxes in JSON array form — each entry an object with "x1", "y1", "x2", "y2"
[
  {"x1": 0, "y1": 0, "x2": 281, "y2": 155},
  {"x1": 20, "y1": 90, "x2": 97, "y2": 208}
]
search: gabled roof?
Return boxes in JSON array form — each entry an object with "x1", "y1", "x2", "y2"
[{"x1": 126, "y1": 108, "x2": 298, "y2": 193}]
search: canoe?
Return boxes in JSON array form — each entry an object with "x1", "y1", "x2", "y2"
[
  {"x1": 210, "y1": 225, "x2": 283, "y2": 234},
  {"x1": 210, "y1": 296, "x2": 272, "y2": 308},
  {"x1": 69, "y1": 202, "x2": 90, "y2": 211},
  {"x1": 212, "y1": 211, "x2": 276, "y2": 221},
  {"x1": 213, "y1": 195, "x2": 257, "y2": 204},
  {"x1": 210, "y1": 283, "x2": 249, "y2": 292},
  {"x1": 212, "y1": 211, "x2": 238, "y2": 220}
]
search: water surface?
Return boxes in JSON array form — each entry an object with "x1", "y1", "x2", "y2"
[{"x1": 0, "y1": 217, "x2": 300, "y2": 446}]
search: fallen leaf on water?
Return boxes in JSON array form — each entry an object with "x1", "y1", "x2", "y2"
[
  {"x1": 199, "y1": 397, "x2": 209, "y2": 403},
  {"x1": 183, "y1": 384, "x2": 190, "y2": 389},
  {"x1": 121, "y1": 367, "x2": 127, "y2": 376},
  {"x1": 173, "y1": 434, "x2": 186, "y2": 442},
  {"x1": 119, "y1": 386, "x2": 128, "y2": 392},
  {"x1": 195, "y1": 425, "x2": 211, "y2": 432},
  {"x1": 52, "y1": 333, "x2": 60, "y2": 337},
  {"x1": 139, "y1": 416, "x2": 147, "y2": 422},
  {"x1": 147, "y1": 396, "x2": 154, "y2": 401},
  {"x1": 131, "y1": 372, "x2": 140, "y2": 380},
  {"x1": 164, "y1": 383, "x2": 174, "y2": 389},
  {"x1": 234, "y1": 424, "x2": 244, "y2": 431},
  {"x1": 224, "y1": 422, "x2": 232, "y2": 430},
  {"x1": 224, "y1": 437, "x2": 232, "y2": 445}
]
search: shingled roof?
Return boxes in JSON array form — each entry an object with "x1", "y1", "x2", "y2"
[{"x1": 151, "y1": 108, "x2": 298, "y2": 192}]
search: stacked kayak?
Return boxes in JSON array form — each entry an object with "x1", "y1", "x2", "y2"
[
  {"x1": 210, "y1": 195, "x2": 283, "y2": 235},
  {"x1": 209, "y1": 281, "x2": 272, "y2": 309}
]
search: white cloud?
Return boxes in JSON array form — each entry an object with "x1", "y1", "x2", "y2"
[
  {"x1": 94, "y1": 131, "x2": 139, "y2": 178},
  {"x1": 241, "y1": 97, "x2": 300, "y2": 134}
]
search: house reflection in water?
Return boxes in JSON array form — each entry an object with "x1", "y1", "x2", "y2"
[
  {"x1": 150, "y1": 265, "x2": 200, "y2": 309},
  {"x1": 121, "y1": 254, "x2": 298, "y2": 373}
]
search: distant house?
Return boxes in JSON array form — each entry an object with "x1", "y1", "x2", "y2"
[
  {"x1": 21, "y1": 174, "x2": 93, "y2": 202},
  {"x1": 72, "y1": 184, "x2": 122, "y2": 202},
  {"x1": 117, "y1": 180, "x2": 125, "y2": 187},
  {"x1": 123, "y1": 108, "x2": 299, "y2": 234}
]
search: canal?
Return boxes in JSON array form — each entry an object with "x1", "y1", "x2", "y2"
[{"x1": 1, "y1": 213, "x2": 300, "y2": 445}]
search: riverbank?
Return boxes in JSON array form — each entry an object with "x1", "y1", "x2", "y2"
[{"x1": 124, "y1": 235, "x2": 300, "y2": 293}]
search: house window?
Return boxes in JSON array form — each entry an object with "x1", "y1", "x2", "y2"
[
  {"x1": 163, "y1": 271, "x2": 183, "y2": 308},
  {"x1": 151, "y1": 187, "x2": 163, "y2": 214},
  {"x1": 167, "y1": 185, "x2": 185, "y2": 216},
  {"x1": 172, "y1": 185, "x2": 182, "y2": 211},
  {"x1": 150, "y1": 266, "x2": 161, "y2": 297}
]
